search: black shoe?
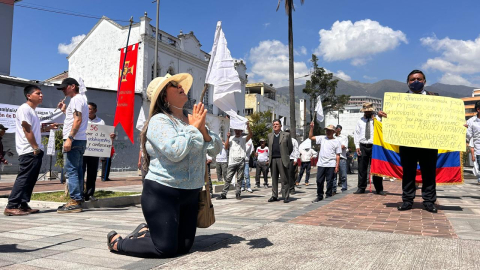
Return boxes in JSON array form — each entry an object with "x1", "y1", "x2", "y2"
[
  {"x1": 290, "y1": 190, "x2": 296, "y2": 195},
  {"x1": 312, "y1": 197, "x2": 323, "y2": 203},
  {"x1": 376, "y1": 191, "x2": 387, "y2": 196},
  {"x1": 268, "y1": 197, "x2": 278, "y2": 202},
  {"x1": 284, "y1": 198, "x2": 290, "y2": 203},
  {"x1": 256, "y1": 184, "x2": 261, "y2": 188},
  {"x1": 325, "y1": 195, "x2": 332, "y2": 198},
  {"x1": 332, "y1": 191, "x2": 337, "y2": 196},
  {"x1": 423, "y1": 203, "x2": 438, "y2": 213},
  {"x1": 236, "y1": 193, "x2": 241, "y2": 200},
  {"x1": 353, "y1": 189, "x2": 365, "y2": 194},
  {"x1": 216, "y1": 195, "x2": 227, "y2": 200},
  {"x1": 397, "y1": 202, "x2": 413, "y2": 211}
]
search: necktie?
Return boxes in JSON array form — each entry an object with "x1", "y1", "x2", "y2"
[{"x1": 365, "y1": 118, "x2": 371, "y2": 140}]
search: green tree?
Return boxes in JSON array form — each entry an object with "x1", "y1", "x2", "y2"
[
  {"x1": 276, "y1": 0, "x2": 304, "y2": 139},
  {"x1": 248, "y1": 110, "x2": 273, "y2": 148},
  {"x1": 303, "y1": 54, "x2": 350, "y2": 136}
]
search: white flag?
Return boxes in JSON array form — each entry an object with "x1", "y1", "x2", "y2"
[
  {"x1": 136, "y1": 106, "x2": 146, "y2": 132},
  {"x1": 229, "y1": 114, "x2": 248, "y2": 131},
  {"x1": 315, "y1": 96, "x2": 324, "y2": 122},
  {"x1": 79, "y1": 77, "x2": 88, "y2": 101},
  {"x1": 298, "y1": 138, "x2": 312, "y2": 151},
  {"x1": 206, "y1": 21, "x2": 242, "y2": 117},
  {"x1": 280, "y1": 117, "x2": 285, "y2": 131}
]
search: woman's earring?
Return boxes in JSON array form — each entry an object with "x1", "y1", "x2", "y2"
[{"x1": 166, "y1": 101, "x2": 170, "y2": 108}]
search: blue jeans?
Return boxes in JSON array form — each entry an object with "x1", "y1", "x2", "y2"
[
  {"x1": 64, "y1": 140, "x2": 87, "y2": 201},
  {"x1": 297, "y1": 162, "x2": 311, "y2": 184},
  {"x1": 316, "y1": 166, "x2": 335, "y2": 198},
  {"x1": 477, "y1": 155, "x2": 480, "y2": 183},
  {"x1": 333, "y1": 159, "x2": 348, "y2": 192},
  {"x1": 242, "y1": 162, "x2": 251, "y2": 189}
]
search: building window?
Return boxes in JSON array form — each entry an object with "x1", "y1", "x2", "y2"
[
  {"x1": 245, "y1": 108, "x2": 254, "y2": 115},
  {"x1": 151, "y1": 64, "x2": 160, "y2": 80}
]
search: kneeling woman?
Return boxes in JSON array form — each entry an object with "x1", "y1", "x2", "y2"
[{"x1": 107, "y1": 73, "x2": 221, "y2": 258}]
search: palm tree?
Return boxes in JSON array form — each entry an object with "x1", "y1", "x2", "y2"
[{"x1": 277, "y1": 0, "x2": 304, "y2": 139}]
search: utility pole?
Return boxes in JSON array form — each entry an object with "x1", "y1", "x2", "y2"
[{"x1": 153, "y1": 0, "x2": 160, "y2": 79}]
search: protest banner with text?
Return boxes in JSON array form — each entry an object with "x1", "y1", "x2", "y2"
[
  {"x1": 0, "y1": 103, "x2": 65, "y2": 134},
  {"x1": 382, "y1": 93, "x2": 466, "y2": 151},
  {"x1": 84, "y1": 124, "x2": 115, "y2": 158}
]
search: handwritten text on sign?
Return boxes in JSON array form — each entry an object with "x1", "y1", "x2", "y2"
[
  {"x1": 84, "y1": 124, "x2": 115, "y2": 158},
  {"x1": 382, "y1": 92, "x2": 466, "y2": 151}
]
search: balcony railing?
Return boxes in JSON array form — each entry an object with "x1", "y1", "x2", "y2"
[
  {"x1": 206, "y1": 104, "x2": 213, "y2": 114},
  {"x1": 185, "y1": 99, "x2": 196, "y2": 110}
]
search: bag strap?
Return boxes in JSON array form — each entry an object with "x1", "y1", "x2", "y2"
[{"x1": 204, "y1": 165, "x2": 211, "y2": 201}]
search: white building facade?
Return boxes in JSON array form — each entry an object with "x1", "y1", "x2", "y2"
[{"x1": 67, "y1": 14, "x2": 247, "y2": 140}]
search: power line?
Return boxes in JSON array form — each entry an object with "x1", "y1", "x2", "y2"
[{"x1": 0, "y1": 0, "x2": 133, "y2": 23}]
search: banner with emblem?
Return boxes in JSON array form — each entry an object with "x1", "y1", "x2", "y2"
[{"x1": 113, "y1": 43, "x2": 139, "y2": 144}]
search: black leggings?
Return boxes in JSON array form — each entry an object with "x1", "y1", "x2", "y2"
[{"x1": 117, "y1": 179, "x2": 200, "y2": 258}]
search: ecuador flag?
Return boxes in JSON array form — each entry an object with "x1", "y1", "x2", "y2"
[{"x1": 371, "y1": 119, "x2": 463, "y2": 185}]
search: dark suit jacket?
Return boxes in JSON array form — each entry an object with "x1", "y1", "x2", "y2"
[{"x1": 267, "y1": 131, "x2": 293, "y2": 168}]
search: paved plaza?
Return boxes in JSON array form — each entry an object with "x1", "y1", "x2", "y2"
[{"x1": 0, "y1": 170, "x2": 480, "y2": 269}]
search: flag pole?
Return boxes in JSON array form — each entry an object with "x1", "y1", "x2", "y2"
[
  {"x1": 199, "y1": 84, "x2": 208, "y2": 104},
  {"x1": 117, "y1": 16, "x2": 134, "y2": 100}
]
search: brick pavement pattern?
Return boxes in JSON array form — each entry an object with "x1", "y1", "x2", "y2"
[{"x1": 289, "y1": 180, "x2": 457, "y2": 238}]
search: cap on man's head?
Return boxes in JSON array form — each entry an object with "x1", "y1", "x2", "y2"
[
  {"x1": 325, "y1": 125, "x2": 335, "y2": 131},
  {"x1": 56, "y1": 78, "x2": 79, "y2": 90},
  {"x1": 336, "y1": 125, "x2": 342, "y2": 130},
  {"x1": 259, "y1": 138, "x2": 266, "y2": 142},
  {"x1": 0, "y1": 124, "x2": 8, "y2": 131}
]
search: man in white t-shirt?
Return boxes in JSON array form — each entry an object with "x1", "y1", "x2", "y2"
[
  {"x1": 241, "y1": 139, "x2": 254, "y2": 193},
  {"x1": 55, "y1": 78, "x2": 89, "y2": 213},
  {"x1": 4, "y1": 85, "x2": 44, "y2": 216},
  {"x1": 215, "y1": 138, "x2": 228, "y2": 182},
  {"x1": 309, "y1": 123, "x2": 341, "y2": 203},
  {"x1": 217, "y1": 123, "x2": 252, "y2": 200},
  {"x1": 334, "y1": 125, "x2": 349, "y2": 193},
  {"x1": 255, "y1": 138, "x2": 269, "y2": 188},
  {"x1": 296, "y1": 146, "x2": 317, "y2": 186}
]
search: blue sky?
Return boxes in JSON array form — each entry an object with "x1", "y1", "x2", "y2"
[{"x1": 9, "y1": 0, "x2": 480, "y2": 88}]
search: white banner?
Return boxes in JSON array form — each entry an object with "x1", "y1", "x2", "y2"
[
  {"x1": 46, "y1": 129, "x2": 55, "y2": 156},
  {"x1": 0, "y1": 103, "x2": 65, "y2": 134},
  {"x1": 84, "y1": 124, "x2": 115, "y2": 158}
]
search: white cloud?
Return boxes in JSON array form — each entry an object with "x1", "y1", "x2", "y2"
[
  {"x1": 58, "y1": 34, "x2": 86, "y2": 55},
  {"x1": 314, "y1": 19, "x2": 407, "y2": 65},
  {"x1": 439, "y1": 73, "x2": 473, "y2": 86},
  {"x1": 334, "y1": 70, "x2": 351, "y2": 81},
  {"x1": 295, "y1": 46, "x2": 307, "y2": 56},
  {"x1": 248, "y1": 40, "x2": 309, "y2": 87},
  {"x1": 263, "y1": 23, "x2": 271, "y2": 28}
]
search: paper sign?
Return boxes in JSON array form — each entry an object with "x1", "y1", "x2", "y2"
[
  {"x1": 382, "y1": 92, "x2": 466, "y2": 151},
  {"x1": 84, "y1": 124, "x2": 115, "y2": 158},
  {"x1": 0, "y1": 103, "x2": 65, "y2": 134},
  {"x1": 46, "y1": 129, "x2": 55, "y2": 156}
]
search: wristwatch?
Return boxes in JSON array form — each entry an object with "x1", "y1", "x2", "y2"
[{"x1": 68, "y1": 135, "x2": 75, "y2": 141}]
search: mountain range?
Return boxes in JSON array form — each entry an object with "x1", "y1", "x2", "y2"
[{"x1": 275, "y1": 78, "x2": 477, "y2": 105}]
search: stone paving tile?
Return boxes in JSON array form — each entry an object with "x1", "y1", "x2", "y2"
[
  {"x1": 21, "y1": 258, "x2": 114, "y2": 270},
  {"x1": 289, "y1": 180, "x2": 458, "y2": 238},
  {"x1": 45, "y1": 252, "x2": 133, "y2": 269},
  {"x1": 0, "y1": 265, "x2": 48, "y2": 270}
]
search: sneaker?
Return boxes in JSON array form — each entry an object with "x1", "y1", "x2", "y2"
[
  {"x1": 247, "y1": 188, "x2": 253, "y2": 193},
  {"x1": 295, "y1": 182, "x2": 299, "y2": 186},
  {"x1": 241, "y1": 187, "x2": 245, "y2": 192},
  {"x1": 236, "y1": 193, "x2": 241, "y2": 200},
  {"x1": 312, "y1": 197, "x2": 323, "y2": 203},
  {"x1": 255, "y1": 184, "x2": 261, "y2": 188},
  {"x1": 89, "y1": 196, "x2": 98, "y2": 201},
  {"x1": 305, "y1": 183, "x2": 309, "y2": 186},
  {"x1": 216, "y1": 194, "x2": 227, "y2": 200},
  {"x1": 57, "y1": 200, "x2": 83, "y2": 214},
  {"x1": 264, "y1": 184, "x2": 269, "y2": 189}
]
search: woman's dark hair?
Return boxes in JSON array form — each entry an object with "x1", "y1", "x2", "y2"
[
  {"x1": 140, "y1": 82, "x2": 188, "y2": 173},
  {"x1": 475, "y1": 101, "x2": 480, "y2": 111},
  {"x1": 407, "y1": 70, "x2": 426, "y2": 83}
]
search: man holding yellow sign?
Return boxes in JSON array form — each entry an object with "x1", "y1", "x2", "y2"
[{"x1": 378, "y1": 70, "x2": 465, "y2": 213}]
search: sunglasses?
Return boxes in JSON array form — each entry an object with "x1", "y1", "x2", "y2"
[{"x1": 168, "y1": 81, "x2": 183, "y2": 89}]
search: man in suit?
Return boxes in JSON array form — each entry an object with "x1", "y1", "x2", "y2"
[
  {"x1": 267, "y1": 119, "x2": 293, "y2": 203},
  {"x1": 378, "y1": 69, "x2": 439, "y2": 213}
]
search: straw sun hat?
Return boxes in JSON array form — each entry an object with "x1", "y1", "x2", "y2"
[{"x1": 146, "y1": 73, "x2": 193, "y2": 116}]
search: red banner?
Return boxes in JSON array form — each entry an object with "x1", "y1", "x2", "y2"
[{"x1": 113, "y1": 43, "x2": 138, "y2": 143}]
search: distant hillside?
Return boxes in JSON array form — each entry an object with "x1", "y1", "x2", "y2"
[{"x1": 274, "y1": 79, "x2": 476, "y2": 109}]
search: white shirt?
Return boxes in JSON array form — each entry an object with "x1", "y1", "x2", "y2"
[
  {"x1": 245, "y1": 139, "x2": 253, "y2": 162},
  {"x1": 63, "y1": 94, "x2": 88, "y2": 140},
  {"x1": 354, "y1": 116, "x2": 381, "y2": 148},
  {"x1": 408, "y1": 89, "x2": 427, "y2": 95},
  {"x1": 467, "y1": 115, "x2": 477, "y2": 147},
  {"x1": 290, "y1": 138, "x2": 299, "y2": 160},
  {"x1": 206, "y1": 154, "x2": 212, "y2": 161},
  {"x1": 335, "y1": 134, "x2": 348, "y2": 159},
  {"x1": 216, "y1": 148, "x2": 228, "y2": 163},
  {"x1": 228, "y1": 135, "x2": 247, "y2": 165},
  {"x1": 315, "y1": 136, "x2": 341, "y2": 167},
  {"x1": 15, "y1": 103, "x2": 44, "y2": 155},
  {"x1": 299, "y1": 148, "x2": 317, "y2": 162},
  {"x1": 88, "y1": 116, "x2": 105, "y2": 125},
  {"x1": 466, "y1": 118, "x2": 480, "y2": 155},
  {"x1": 256, "y1": 146, "x2": 269, "y2": 162}
]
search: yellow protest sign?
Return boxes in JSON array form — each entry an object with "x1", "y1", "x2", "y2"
[{"x1": 382, "y1": 92, "x2": 466, "y2": 151}]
